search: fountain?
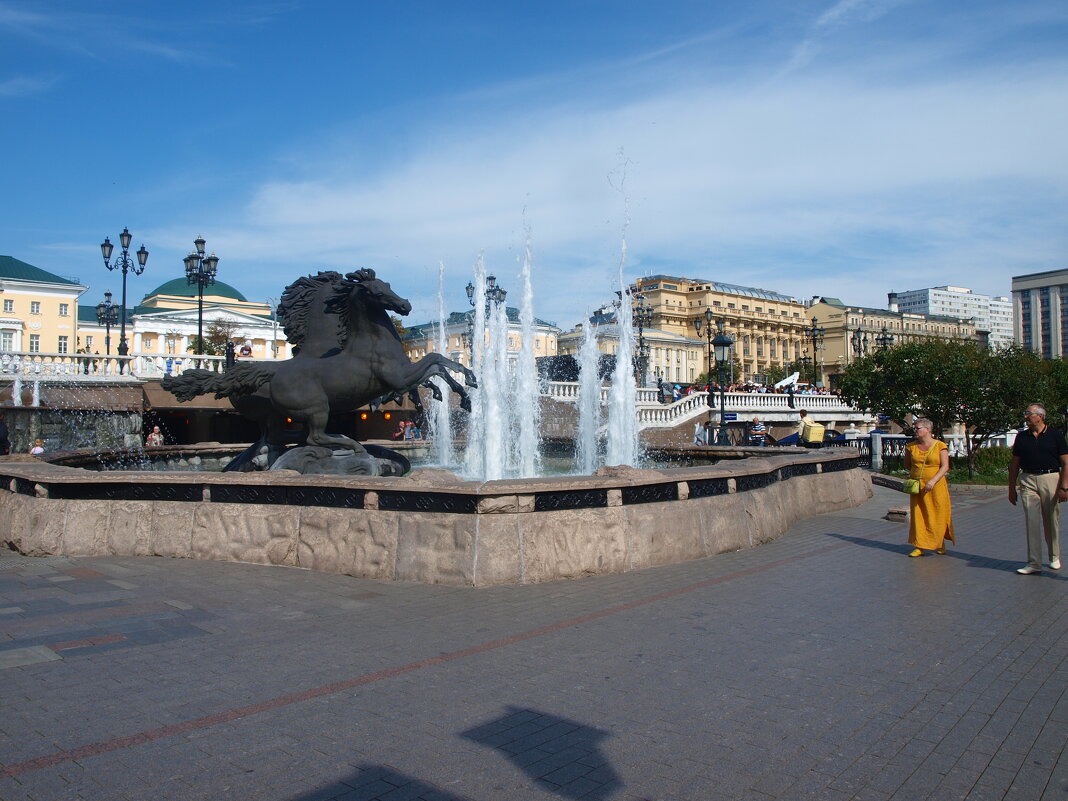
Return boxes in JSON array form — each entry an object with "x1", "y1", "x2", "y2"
[{"x1": 0, "y1": 265, "x2": 872, "y2": 586}]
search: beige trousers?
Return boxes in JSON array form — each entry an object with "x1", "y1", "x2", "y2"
[{"x1": 1017, "y1": 471, "x2": 1062, "y2": 569}]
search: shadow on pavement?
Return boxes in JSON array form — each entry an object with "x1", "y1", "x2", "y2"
[
  {"x1": 461, "y1": 706, "x2": 623, "y2": 800},
  {"x1": 286, "y1": 763, "x2": 471, "y2": 801},
  {"x1": 823, "y1": 531, "x2": 1068, "y2": 579}
]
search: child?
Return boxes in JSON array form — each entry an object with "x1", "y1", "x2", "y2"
[{"x1": 29, "y1": 438, "x2": 45, "y2": 455}]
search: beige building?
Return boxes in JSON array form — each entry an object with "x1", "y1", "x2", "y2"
[
  {"x1": 809, "y1": 297, "x2": 978, "y2": 387},
  {"x1": 402, "y1": 309, "x2": 560, "y2": 368},
  {"x1": 1011, "y1": 268, "x2": 1068, "y2": 359},
  {"x1": 630, "y1": 275, "x2": 812, "y2": 383},
  {"x1": 79, "y1": 277, "x2": 290, "y2": 359},
  {"x1": 0, "y1": 255, "x2": 88, "y2": 356}
]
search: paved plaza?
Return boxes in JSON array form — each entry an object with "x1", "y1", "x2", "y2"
[{"x1": 0, "y1": 483, "x2": 1065, "y2": 801}]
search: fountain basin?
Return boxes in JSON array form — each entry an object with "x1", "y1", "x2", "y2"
[{"x1": 0, "y1": 449, "x2": 870, "y2": 586}]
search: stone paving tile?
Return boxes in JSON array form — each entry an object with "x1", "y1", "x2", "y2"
[{"x1": 0, "y1": 485, "x2": 1065, "y2": 800}]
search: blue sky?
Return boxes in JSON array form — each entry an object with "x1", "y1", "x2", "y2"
[{"x1": 2, "y1": 0, "x2": 1066, "y2": 330}]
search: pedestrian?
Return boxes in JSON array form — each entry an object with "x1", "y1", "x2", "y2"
[
  {"x1": 1008, "y1": 403, "x2": 1066, "y2": 574},
  {"x1": 904, "y1": 418, "x2": 954, "y2": 557},
  {"x1": 750, "y1": 417, "x2": 767, "y2": 446},
  {"x1": 672, "y1": 385, "x2": 682, "y2": 402},
  {"x1": 145, "y1": 425, "x2": 164, "y2": 447},
  {"x1": 0, "y1": 412, "x2": 8, "y2": 456}
]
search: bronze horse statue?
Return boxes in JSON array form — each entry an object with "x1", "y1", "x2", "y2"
[{"x1": 162, "y1": 269, "x2": 476, "y2": 468}]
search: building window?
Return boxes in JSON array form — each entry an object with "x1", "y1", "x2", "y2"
[
  {"x1": 59, "y1": 303, "x2": 69, "y2": 316},
  {"x1": 2, "y1": 299, "x2": 12, "y2": 313},
  {"x1": 57, "y1": 336, "x2": 68, "y2": 354},
  {"x1": 85, "y1": 335, "x2": 94, "y2": 348},
  {"x1": 1, "y1": 331, "x2": 12, "y2": 350},
  {"x1": 743, "y1": 335, "x2": 751, "y2": 357},
  {"x1": 29, "y1": 334, "x2": 40, "y2": 352},
  {"x1": 143, "y1": 337, "x2": 154, "y2": 350},
  {"x1": 30, "y1": 301, "x2": 41, "y2": 315}
]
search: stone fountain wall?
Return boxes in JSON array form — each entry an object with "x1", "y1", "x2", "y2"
[{"x1": 0, "y1": 450, "x2": 871, "y2": 586}]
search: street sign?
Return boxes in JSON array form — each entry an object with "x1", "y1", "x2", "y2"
[{"x1": 723, "y1": 413, "x2": 738, "y2": 421}]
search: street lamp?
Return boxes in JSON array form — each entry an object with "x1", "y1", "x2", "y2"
[
  {"x1": 466, "y1": 274, "x2": 507, "y2": 307},
  {"x1": 100, "y1": 227, "x2": 148, "y2": 371},
  {"x1": 694, "y1": 311, "x2": 735, "y2": 445},
  {"x1": 633, "y1": 292, "x2": 654, "y2": 386},
  {"x1": 850, "y1": 327, "x2": 869, "y2": 358},
  {"x1": 183, "y1": 235, "x2": 220, "y2": 355},
  {"x1": 805, "y1": 318, "x2": 825, "y2": 384},
  {"x1": 712, "y1": 319, "x2": 735, "y2": 445},
  {"x1": 94, "y1": 290, "x2": 119, "y2": 356},
  {"x1": 874, "y1": 325, "x2": 895, "y2": 350}
]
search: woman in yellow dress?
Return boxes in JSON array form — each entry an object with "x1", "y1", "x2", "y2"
[{"x1": 904, "y1": 418, "x2": 954, "y2": 557}]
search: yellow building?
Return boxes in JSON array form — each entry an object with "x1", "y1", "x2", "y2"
[
  {"x1": 78, "y1": 277, "x2": 290, "y2": 359},
  {"x1": 631, "y1": 275, "x2": 811, "y2": 383},
  {"x1": 809, "y1": 297, "x2": 978, "y2": 386},
  {"x1": 0, "y1": 255, "x2": 88, "y2": 355},
  {"x1": 403, "y1": 309, "x2": 560, "y2": 368}
]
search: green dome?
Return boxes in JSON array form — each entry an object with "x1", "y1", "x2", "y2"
[{"x1": 143, "y1": 277, "x2": 248, "y2": 303}]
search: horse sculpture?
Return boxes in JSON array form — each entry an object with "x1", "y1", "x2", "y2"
[{"x1": 162, "y1": 269, "x2": 476, "y2": 472}]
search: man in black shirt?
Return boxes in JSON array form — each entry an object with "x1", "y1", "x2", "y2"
[{"x1": 1008, "y1": 403, "x2": 1067, "y2": 574}]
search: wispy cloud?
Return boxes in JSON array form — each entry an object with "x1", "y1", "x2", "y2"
[
  {"x1": 0, "y1": 74, "x2": 57, "y2": 97},
  {"x1": 778, "y1": 0, "x2": 901, "y2": 77},
  {"x1": 181, "y1": 44, "x2": 1067, "y2": 326}
]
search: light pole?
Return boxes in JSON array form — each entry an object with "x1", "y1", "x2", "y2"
[
  {"x1": 183, "y1": 235, "x2": 220, "y2": 355},
  {"x1": 694, "y1": 310, "x2": 735, "y2": 445},
  {"x1": 265, "y1": 296, "x2": 281, "y2": 357},
  {"x1": 850, "y1": 327, "x2": 869, "y2": 358},
  {"x1": 874, "y1": 325, "x2": 895, "y2": 350},
  {"x1": 100, "y1": 227, "x2": 148, "y2": 372},
  {"x1": 94, "y1": 290, "x2": 119, "y2": 356},
  {"x1": 633, "y1": 292, "x2": 653, "y2": 387},
  {"x1": 805, "y1": 318, "x2": 825, "y2": 384}
]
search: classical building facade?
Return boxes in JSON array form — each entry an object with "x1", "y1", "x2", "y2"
[
  {"x1": 0, "y1": 255, "x2": 88, "y2": 355},
  {"x1": 78, "y1": 277, "x2": 290, "y2": 360},
  {"x1": 629, "y1": 275, "x2": 812, "y2": 384},
  {"x1": 402, "y1": 308, "x2": 560, "y2": 368},
  {"x1": 809, "y1": 297, "x2": 978, "y2": 386},
  {"x1": 1011, "y1": 268, "x2": 1068, "y2": 360},
  {"x1": 888, "y1": 286, "x2": 1013, "y2": 348}
]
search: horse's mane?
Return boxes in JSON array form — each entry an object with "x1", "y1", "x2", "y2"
[{"x1": 278, "y1": 271, "x2": 346, "y2": 348}]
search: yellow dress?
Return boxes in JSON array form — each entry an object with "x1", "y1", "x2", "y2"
[{"x1": 907, "y1": 441, "x2": 955, "y2": 549}]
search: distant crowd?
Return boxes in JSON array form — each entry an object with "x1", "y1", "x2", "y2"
[{"x1": 656, "y1": 378, "x2": 841, "y2": 403}]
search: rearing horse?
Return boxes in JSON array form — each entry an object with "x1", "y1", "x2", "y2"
[{"x1": 164, "y1": 269, "x2": 476, "y2": 459}]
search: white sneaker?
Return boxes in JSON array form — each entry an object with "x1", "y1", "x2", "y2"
[
  {"x1": 1017, "y1": 566, "x2": 1041, "y2": 575},
  {"x1": 1051, "y1": 558, "x2": 1061, "y2": 570}
]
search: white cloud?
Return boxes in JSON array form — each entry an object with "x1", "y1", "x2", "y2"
[
  {"x1": 192, "y1": 56, "x2": 1066, "y2": 328},
  {"x1": 0, "y1": 74, "x2": 56, "y2": 96}
]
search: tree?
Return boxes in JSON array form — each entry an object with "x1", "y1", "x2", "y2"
[
  {"x1": 840, "y1": 340, "x2": 1046, "y2": 475},
  {"x1": 188, "y1": 320, "x2": 244, "y2": 356}
]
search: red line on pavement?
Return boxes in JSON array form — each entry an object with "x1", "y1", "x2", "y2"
[
  {"x1": 48, "y1": 633, "x2": 127, "y2": 652},
  {"x1": 0, "y1": 541, "x2": 847, "y2": 778}
]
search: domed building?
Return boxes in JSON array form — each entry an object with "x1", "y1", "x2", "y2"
[{"x1": 79, "y1": 276, "x2": 291, "y2": 361}]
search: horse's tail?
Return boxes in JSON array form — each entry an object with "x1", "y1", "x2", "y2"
[{"x1": 161, "y1": 363, "x2": 277, "y2": 402}]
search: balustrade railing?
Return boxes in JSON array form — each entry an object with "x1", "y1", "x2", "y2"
[{"x1": 0, "y1": 351, "x2": 134, "y2": 379}]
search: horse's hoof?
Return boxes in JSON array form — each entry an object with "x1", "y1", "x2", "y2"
[{"x1": 461, "y1": 398, "x2": 472, "y2": 412}]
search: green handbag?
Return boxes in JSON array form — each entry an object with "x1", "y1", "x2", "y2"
[{"x1": 902, "y1": 478, "x2": 921, "y2": 494}]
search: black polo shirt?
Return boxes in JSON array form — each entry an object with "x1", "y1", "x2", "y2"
[{"x1": 1012, "y1": 426, "x2": 1068, "y2": 472}]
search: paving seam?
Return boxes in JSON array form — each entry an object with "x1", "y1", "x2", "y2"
[{"x1": 0, "y1": 532, "x2": 876, "y2": 780}]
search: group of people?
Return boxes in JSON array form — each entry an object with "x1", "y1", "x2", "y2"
[
  {"x1": 391, "y1": 420, "x2": 423, "y2": 441},
  {"x1": 905, "y1": 402, "x2": 1062, "y2": 575}
]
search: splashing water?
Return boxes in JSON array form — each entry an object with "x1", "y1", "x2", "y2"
[
  {"x1": 429, "y1": 261, "x2": 457, "y2": 468},
  {"x1": 575, "y1": 320, "x2": 602, "y2": 474}
]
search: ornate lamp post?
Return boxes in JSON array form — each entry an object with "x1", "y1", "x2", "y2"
[
  {"x1": 100, "y1": 227, "x2": 148, "y2": 371},
  {"x1": 850, "y1": 327, "x2": 869, "y2": 358},
  {"x1": 874, "y1": 325, "x2": 895, "y2": 350},
  {"x1": 805, "y1": 318, "x2": 825, "y2": 384},
  {"x1": 183, "y1": 236, "x2": 220, "y2": 355},
  {"x1": 712, "y1": 319, "x2": 735, "y2": 445},
  {"x1": 694, "y1": 310, "x2": 735, "y2": 445},
  {"x1": 94, "y1": 290, "x2": 119, "y2": 356},
  {"x1": 633, "y1": 292, "x2": 654, "y2": 386}
]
